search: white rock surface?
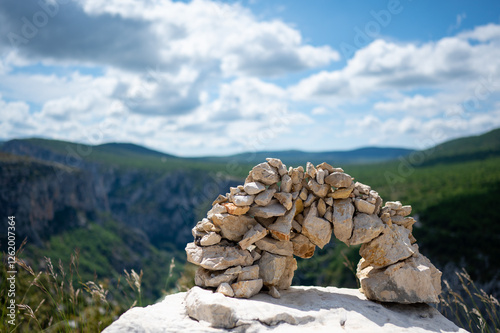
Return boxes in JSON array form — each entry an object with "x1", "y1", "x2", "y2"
[{"x1": 104, "y1": 286, "x2": 467, "y2": 333}]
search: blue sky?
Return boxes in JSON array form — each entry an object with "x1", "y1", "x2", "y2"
[{"x1": 1, "y1": 0, "x2": 500, "y2": 156}]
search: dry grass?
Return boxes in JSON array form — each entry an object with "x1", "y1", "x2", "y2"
[{"x1": 0, "y1": 239, "x2": 142, "y2": 332}]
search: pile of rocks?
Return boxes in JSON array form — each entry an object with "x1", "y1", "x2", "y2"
[{"x1": 185, "y1": 159, "x2": 442, "y2": 303}]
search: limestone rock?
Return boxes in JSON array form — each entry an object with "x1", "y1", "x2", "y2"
[
  {"x1": 308, "y1": 179, "x2": 330, "y2": 197},
  {"x1": 237, "y1": 265, "x2": 260, "y2": 281},
  {"x1": 186, "y1": 242, "x2": 253, "y2": 270},
  {"x1": 397, "y1": 205, "x2": 412, "y2": 216},
  {"x1": 212, "y1": 213, "x2": 257, "y2": 241},
  {"x1": 255, "y1": 237, "x2": 293, "y2": 256},
  {"x1": 216, "y1": 283, "x2": 234, "y2": 297},
  {"x1": 332, "y1": 198, "x2": 355, "y2": 244},
  {"x1": 360, "y1": 225, "x2": 418, "y2": 269},
  {"x1": 301, "y1": 203, "x2": 332, "y2": 249},
  {"x1": 251, "y1": 162, "x2": 280, "y2": 185},
  {"x1": 207, "y1": 203, "x2": 227, "y2": 219},
  {"x1": 354, "y1": 198, "x2": 376, "y2": 214},
  {"x1": 349, "y1": 213, "x2": 385, "y2": 245},
  {"x1": 254, "y1": 188, "x2": 277, "y2": 206},
  {"x1": 386, "y1": 201, "x2": 403, "y2": 210},
  {"x1": 194, "y1": 267, "x2": 238, "y2": 287},
  {"x1": 304, "y1": 193, "x2": 316, "y2": 207},
  {"x1": 391, "y1": 215, "x2": 416, "y2": 229},
  {"x1": 355, "y1": 182, "x2": 371, "y2": 195},
  {"x1": 274, "y1": 192, "x2": 293, "y2": 210},
  {"x1": 200, "y1": 232, "x2": 222, "y2": 246},
  {"x1": 243, "y1": 181, "x2": 266, "y2": 195},
  {"x1": 105, "y1": 286, "x2": 466, "y2": 332},
  {"x1": 316, "y1": 168, "x2": 325, "y2": 185},
  {"x1": 266, "y1": 157, "x2": 288, "y2": 176},
  {"x1": 291, "y1": 234, "x2": 315, "y2": 259},
  {"x1": 232, "y1": 195, "x2": 254, "y2": 206},
  {"x1": 277, "y1": 256, "x2": 297, "y2": 289},
  {"x1": 212, "y1": 194, "x2": 228, "y2": 206},
  {"x1": 258, "y1": 251, "x2": 287, "y2": 286},
  {"x1": 231, "y1": 279, "x2": 263, "y2": 298},
  {"x1": 329, "y1": 181, "x2": 355, "y2": 199},
  {"x1": 222, "y1": 202, "x2": 250, "y2": 215},
  {"x1": 238, "y1": 223, "x2": 268, "y2": 250},
  {"x1": 315, "y1": 162, "x2": 335, "y2": 173},
  {"x1": 268, "y1": 201, "x2": 296, "y2": 241},
  {"x1": 306, "y1": 161, "x2": 317, "y2": 178},
  {"x1": 268, "y1": 285, "x2": 281, "y2": 298},
  {"x1": 324, "y1": 172, "x2": 352, "y2": 188},
  {"x1": 357, "y1": 252, "x2": 442, "y2": 304},
  {"x1": 317, "y1": 198, "x2": 327, "y2": 217},
  {"x1": 248, "y1": 202, "x2": 287, "y2": 218},
  {"x1": 281, "y1": 174, "x2": 293, "y2": 193}
]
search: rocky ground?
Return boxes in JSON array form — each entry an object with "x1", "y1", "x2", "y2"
[{"x1": 103, "y1": 286, "x2": 467, "y2": 333}]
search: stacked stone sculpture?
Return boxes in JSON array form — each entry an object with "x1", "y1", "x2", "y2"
[{"x1": 185, "y1": 159, "x2": 442, "y2": 303}]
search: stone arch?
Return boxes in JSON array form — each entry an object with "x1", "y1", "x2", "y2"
[{"x1": 186, "y1": 159, "x2": 442, "y2": 304}]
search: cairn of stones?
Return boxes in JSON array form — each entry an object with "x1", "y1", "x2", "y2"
[{"x1": 186, "y1": 159, "x2": 442, "y2": 303}]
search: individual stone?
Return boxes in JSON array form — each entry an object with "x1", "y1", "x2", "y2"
[
  {"x1": 248, "y1": 202, "x2": 287, "y2": 218},
  {"x1": 232, "y1": 195, "x2": 254, "y2": 206},
  {"x1": 355, "y1": 182, "x2": 371, "y2": 195},
  {"x1": 268, "y1": 285, "x2": 281, "y2": 298},
  {"x1": 194, "y1": 267, "x2": 238, "y2": 287},
  {"x1": 268, "y1": 201, "x2": 297, "y2": 241},
  {"x1": 291, "y1": 234, "x2": 315, "y2": 259},
  {"x1": 391, "y1": 216, "x2": 416, "y2": 229},
  {"x1": 243, "y1": 181, "x2": 266, "y2": 195},
  {"x1": 292, "y1": 219, "x2": 302, "y2": 233},
  {"x1": 251, "y1": 162, "x2": 280, "y2": 185},
  {"x1": 324, "y1": 206, "x2": 333, "y2": 223},
  {"x1": 216, "y1": 283, "x2": 234, "y2": 297},
  {"x1": 354, "y1": 198, "x2": 376, "y2": 214},
  {"x1": 222, "y1": 202, "x2": 250, "y2": 215},
  {"x1": 329, "y1": 181, "x2": 355, "y2": 199},
  {"x1": 274, "y1": 192, "x2": 293, "y2": 210},
  {"x1": 385, "y1": 201, "x2": 403, "y2": 210},
  {"x1": 316, "y1": 169, "x2": 325, "y2": 185},
  {"x1": 315, "y1": 162, "x2": 335, "y2": 173},
  {"x1": 381, "y1": 212, "x2": 392, "y2": 225},
  {"x1": 277, "y1": 256, "x2": 297, "y2": 290},
  {"x1": 266, "y1": 158, "x2": 288, "y2": 176},
  {"x1": 254, "y1": 189, "x2": 277, "y2": 206},
  {"x1": 295, "y1": 198, "x2": 304, "y2": 216},
  {"x1": 317, "y1": 198, "x2": 327, "y2": 217},
  {"x1": 306, "y1": 162, "x2": 317, "y2": 178},
  {"x1": 299, "y1": 188, "x2": 308, "y2": 200},
  {"x1": 238, "y1": 265, "x2": 260, "y2": 281},
  {"x1": 396, "y1": 205, "x2": 412, "y2": 216},
  {"x1": 304, "y1": 193, "x2": 316, "y2": 207},
  {"x1": 255, "y1": 237, "x2": 293, "y2": 256},
  {"x1": 349, "y1": 214, "x2": 385, "y2": 245},
  {"x1": 325, "y1": 197, "x2": 333, "y2": 206},
  {"x1": 308, "y1": 179, "x2": 330, "y2": 197},
  {"x1": 258, "y1": 251, "x2": 286, "y2": 286},
  {"x1": 374, "y1": 194, "x2": 383, "y2": 215},
  {"x1": 200, "y1": 232, "x2": 222, "y2": 246},
  {"x1": 255, "y1": 216, "x2": 275, "y2": 228},
  {"x1": 301, "y1": 203, "x2": 332, "y2": 249},
  {"x1": 359, "y1": 225, "x2": 418, "y2": 269},
  {"x1": 357, "y1": 252, "x2": 442, "y2": 304},
  {"x1": 324, "y1": 172, "x2": 352, "y2": 188},
  {"x1": 186, "y1": 243, "x2": 253, "y2": 270},
  {"x1": 231, "y1": 279, "x2": 263, "y2": 298},
  {"x1": 332, "y1": 199, "x2": 355, "y2": 244},
  {"x1": 207, "y1": 203, "x2": 227, "y2": 219},
  {"x1": 194, "y1": 218, "x2": 220, "y2": 233},
  {"x1": 212, "y1": 194, "x2": 228, "y2": 206},
  {"x1": 280, "y1": 174, "x2": 293, "y2": 193},
  {"x1": 238, "y1": 223, "x2": 268, "y2": 250},
  {"x1": 212, "y1": 213, "x2": 257, "y2": 241}
]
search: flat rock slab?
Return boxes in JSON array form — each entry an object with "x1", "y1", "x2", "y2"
[{"x1": 104, "y1": 286, "x2": 467, "y2": 333}]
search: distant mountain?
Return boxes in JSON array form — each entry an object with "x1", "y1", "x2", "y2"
[
  {"x1": 1, "y1": 138, "x2": 416, "y2": 169},
  {"x1": 421, "y1": 128, "x2": 500, "y2": 166},
  {"x1": 200, "y1": 147, "x2": 416, "y2": 166}
]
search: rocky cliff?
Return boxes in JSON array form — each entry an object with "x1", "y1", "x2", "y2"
[
  {"x1": 0, "y1": 140, "x2": 239, "y2": 249},
  {"x1": 103, "y1": 286, "x2": 467, "y2": 333}
]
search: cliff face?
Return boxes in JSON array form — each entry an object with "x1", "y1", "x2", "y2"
[
  {"x1": 0, "y1": 140, "x2": 239, "y2": 249},
  {"x1": 0, "y1": 153, "x2": 101, "y2": 245}
]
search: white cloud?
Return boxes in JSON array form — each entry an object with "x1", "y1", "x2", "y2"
[{"x1": 290, "y1": 25, "x2": 500, "y2": 105}]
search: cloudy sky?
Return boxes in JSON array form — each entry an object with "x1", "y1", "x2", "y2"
[{"x1": 1, "y1": 0, "x2": 500, "y2": 156}]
